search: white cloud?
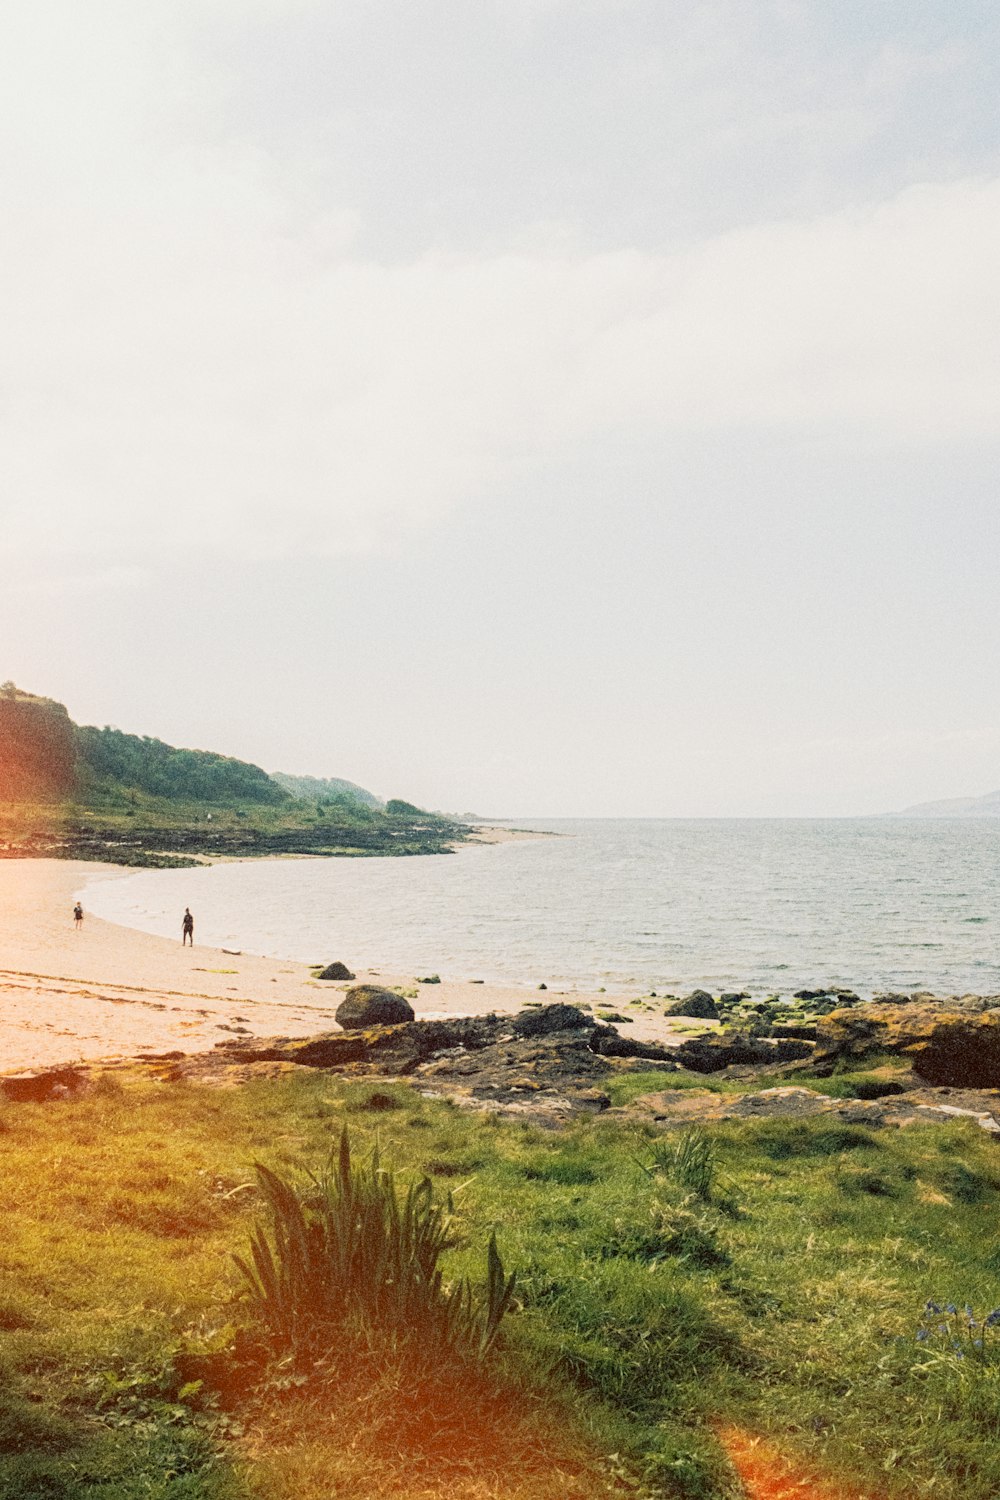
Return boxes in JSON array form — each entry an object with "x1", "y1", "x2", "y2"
[{"x1": 1, "y1": 3, "x2": 998, "y2": 566}]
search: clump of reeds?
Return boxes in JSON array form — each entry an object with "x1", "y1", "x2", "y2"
[
  {"x1": 644, "y1": 1126, "x2": 717, "y2": 1200},
  {"x1": 235, "y1": 1128, "x2": 515, "y2": 1359}
]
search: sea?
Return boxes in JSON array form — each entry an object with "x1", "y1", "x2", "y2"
[{"x1": 80, "y1": 818, "x2": 1000, "y2": 1000}]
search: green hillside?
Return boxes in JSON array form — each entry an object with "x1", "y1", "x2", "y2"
[
  {"x1": 0, "y1": 685, "x2": 465, "y2": 865},
  {"x1": 77, "y1": 725, "x2": 289, "y2": 807}
]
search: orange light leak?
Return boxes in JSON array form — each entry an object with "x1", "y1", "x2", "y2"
[{"x1": 718, "y1": 1427, "x2": 896, "y2": 1500}]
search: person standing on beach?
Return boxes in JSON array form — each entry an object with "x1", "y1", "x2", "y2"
[
  {"x1": 182, "y1": 908, "x2": 194, "y2": 946},
  {"x1": 73, "y1": 902, "x2": 83, "y2": 929}
]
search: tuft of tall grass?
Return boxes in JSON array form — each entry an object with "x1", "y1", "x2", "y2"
[
  {"x1": 643, "y1": 1127, "x2": 717, "y2": 1200},
  {"x1": 235, "y1": 1128, "x2": 516, "y2": 1360}
]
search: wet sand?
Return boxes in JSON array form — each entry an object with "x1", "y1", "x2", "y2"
[{"x1": 0, "y1": 860, "x2": 682, "y2": 1073}]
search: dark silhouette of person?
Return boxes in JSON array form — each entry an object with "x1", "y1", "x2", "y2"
[
  {"x1": 182, "y1": 908, "x2": 194, "y2": 946},
  {"x1": 73, "y1": 903, "x2": 83, "y2": 928}
]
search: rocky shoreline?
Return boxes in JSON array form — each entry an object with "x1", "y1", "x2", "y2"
[{"x1": 9, "y1": 984, "x2": 1000, "y2": 1139}]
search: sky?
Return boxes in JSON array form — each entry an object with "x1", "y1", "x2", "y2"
[{"x1": 3, "y1": 0, "x2": 1000, "y2": 817}]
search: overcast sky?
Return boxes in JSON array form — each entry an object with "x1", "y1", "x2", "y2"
[{"x1": 3, "y1": 0, "x2": 1000, "y2": 816}]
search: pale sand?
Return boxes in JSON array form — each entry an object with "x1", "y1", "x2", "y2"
[{"x1": 0, "y1": 860, "x2": 688, "y2": 1074}]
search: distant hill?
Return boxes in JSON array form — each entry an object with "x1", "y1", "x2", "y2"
[
  {"x1": 0, "y1": 685, "x2": 392, "y2": 811},
  {"x1": 271, "y1": 771, "x2": 382, "y2": 810},
  {"x1": 893, "y1": 789, "x2": 1000, "y2": 818}
]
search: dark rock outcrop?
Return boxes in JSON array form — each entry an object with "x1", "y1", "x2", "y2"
[
  {"x1": 590, "y1": 1025, "x2": 678, "y2": 1063},
  {"x1": 512, "y1": 1003, "x2": 590, "y2": 1037},
  {"x1": 220, "y1": 1014, "x2": 504, "y2": 1074},
  {"x1": 317, "y1": 962, "x2": 355, "y2": 981},
  {"x1": 814, "y1": 1003, "x2": 1000, "y2": 1087},
  {"x1": 770, "y1": 1022, "x2": 820, "y2": 1041},
  {"x1": 198, "y1": 1004, "x2": 686, "y2": 1114},
  {"x1": 672, "y1": 1032, "x2": 814, "y2": 1073},
  {"x1": 417, "y1": 1027, "x2": 615, "y2": 1109},
  {"x1": 0, "y1": 1067, "x2": 87, "y2": 1102},
  {"x1": 336, "y1": 985, "x2": 415, "y2": 1029},
  {"x1": 664, "y1": 990, "x2": 719, "y2": 1020}
]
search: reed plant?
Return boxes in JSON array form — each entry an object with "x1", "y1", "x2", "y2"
[
  {"x1": 644, "y1": 1126, "x2": 717, "y2": 1200},
  {"x1": 235, "y1": 1128, "x2": 516, "y2": 1359}
]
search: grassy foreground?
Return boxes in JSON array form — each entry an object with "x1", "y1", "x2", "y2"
[{"x1": 1, "y1": 1065, "x2": 999, "y2": 1499}]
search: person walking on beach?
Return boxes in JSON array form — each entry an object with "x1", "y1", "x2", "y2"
[
  {"x1": 73, "y1": 902, "x2": 83, "y2": 929},
  {"x1": 182, "y1": 908, "x2": 194, "y2": 946}
]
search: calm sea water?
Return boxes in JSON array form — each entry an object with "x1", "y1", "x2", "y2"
[{"x1": 81, "y1": 819, "x2": 1000, "y2": 998}]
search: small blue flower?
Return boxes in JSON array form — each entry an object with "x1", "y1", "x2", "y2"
[
  {"x1": 974, "y1": 1339, "x2": 983, "y2": 1349},
  {"x1": 945, "y1": 1303, "x2": 958, "y2": 1315},
  {"x1": 916, "y1": 1329, "x2": 929, "y2": 1342},
  {"x1": 926, "y1": 1301, "x2": 942, "y2": 1314},
  {"x1": 984, "y1": 1309, "x2": 1000, "y2": 1327}
]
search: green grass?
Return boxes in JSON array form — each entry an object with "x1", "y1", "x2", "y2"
[
  {"x1": 2, "y1": 1069, "x2": 1000, "y2": 1497},
  {"x1": 604, "y1": 1069, "x2": 731, "y2": 1106}
]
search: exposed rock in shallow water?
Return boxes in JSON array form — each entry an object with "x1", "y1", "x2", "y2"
[{"x1": 336, "y1": 985, "x2": 415, "y2": 1029}]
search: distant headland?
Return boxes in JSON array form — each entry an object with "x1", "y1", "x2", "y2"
[
  {"x1": 0, "y1": 682, "x2": 469, "y2": 865},
  {"x1": 890, "y1": 788, "x2": 1000, "y2": 818}
]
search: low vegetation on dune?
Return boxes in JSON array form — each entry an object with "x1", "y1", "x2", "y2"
[{"x1": 1, "y1": 1060, "x2": 999, "y2": 1499}]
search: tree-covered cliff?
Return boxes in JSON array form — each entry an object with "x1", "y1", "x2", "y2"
[{"x1": 76, "y1": 725, "x2": 289, "y2": 806}]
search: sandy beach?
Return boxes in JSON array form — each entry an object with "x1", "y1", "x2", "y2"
[{"x1": 0, "y1": 858, "x2": 681, "y2": 1074}]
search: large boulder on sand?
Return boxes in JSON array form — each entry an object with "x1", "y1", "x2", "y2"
[{"x1": 336, "y1": 985, "x2": 415, "y2": 1030}]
